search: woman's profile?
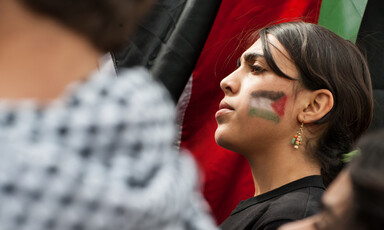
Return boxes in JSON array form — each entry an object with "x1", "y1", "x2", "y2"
[{"x1": 216, "y1": 22, "x2": 373, "y2": 230}]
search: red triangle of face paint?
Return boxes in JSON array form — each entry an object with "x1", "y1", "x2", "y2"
[{"x1": 271, "y1": 96, "x2": 287, "y2": 117}]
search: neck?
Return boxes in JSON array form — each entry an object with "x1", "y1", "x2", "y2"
[
  {"x1": 0, "y1": 0, "x2": 102, "y2": 101},
  {"x1": 246, "y1": 144, "x2": 320, "y2": 196}
]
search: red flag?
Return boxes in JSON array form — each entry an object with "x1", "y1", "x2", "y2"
[{"x1": 180, "y1": 0, "x2": 322, "y2": 224}]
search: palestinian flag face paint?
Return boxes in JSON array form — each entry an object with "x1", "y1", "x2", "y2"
[{"x1": 248, "y1": 90, "x2": 287, "y2": 123}]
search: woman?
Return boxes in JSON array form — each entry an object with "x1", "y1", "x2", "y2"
[
  {"x1": 0, "y1": 0, "x2": 216, "y2": 229},
  {"x1": 215, "y1": 22, "x2": 373, "y2": 229},
  {"x1": 279, "y1": 128, "x2": 384, "y2": 230}
]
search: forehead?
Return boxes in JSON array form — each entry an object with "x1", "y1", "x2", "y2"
[
  {"x1": 242, "y1": 34, "x2": 298, "y2": 77},
  {"x1": 244, "y1": 34, "x2": 290, "y2": 57}
]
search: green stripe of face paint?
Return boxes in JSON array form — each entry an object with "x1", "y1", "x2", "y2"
[
  {"x1": 318, "y1": 0, "x2": 367, "y2": 43},
  {"x1": 249, "y1": 108, "x2": 280, "y2": 123}
]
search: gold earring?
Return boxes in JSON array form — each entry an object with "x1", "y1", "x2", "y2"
[{"x1": 291, "y1": 122, "x2": 303, "y2": 149}]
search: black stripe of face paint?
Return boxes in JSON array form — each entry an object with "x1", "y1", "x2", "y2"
[{"x1": 250, "y1": 90, "x2": 285, "y2": 101}]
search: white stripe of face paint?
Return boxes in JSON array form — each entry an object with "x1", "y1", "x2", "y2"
[{"x1": 249, "y1": 97, "x2": 274, "y2": 112}]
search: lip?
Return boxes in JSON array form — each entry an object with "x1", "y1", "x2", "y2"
[{"x1": 215, "y1": 100, "x2": 234, "y2": 119}]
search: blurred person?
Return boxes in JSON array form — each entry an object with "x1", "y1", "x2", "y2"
[
  {"x1": 0, "y1": 0, "x2": 216, "y2": 229},
  {"x1": 279, "y1": 128, "x2": 384, "y2": 230},
  {"x1": 215, "y1": 22, "x2": 373, "y2": 230}
]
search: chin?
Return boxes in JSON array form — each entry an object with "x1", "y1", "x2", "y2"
[
  {"x1": 215, "y1": 130, "x2": 236, "y2": 152},
  {"x1": 215, "y1": 136, "x2": 226, "y2": 148},
  {"x1": 215, "y1": 129, "x2": 226, "y2": 145},
  {"x1": 215, "y1": 131, "x2": 249, "y2": 157}
]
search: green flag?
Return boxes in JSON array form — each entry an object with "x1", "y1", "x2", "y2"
[{"x1": 318, "y1": 0, "x2": 368, "y2": 43}]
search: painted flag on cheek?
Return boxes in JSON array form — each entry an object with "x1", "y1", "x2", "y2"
[
  {"x1": 318, "y1": 0, "x2": 367, "y2": 43},
  {"x1": 248, "y1": 91, "x2": 287, "y2": 123}
]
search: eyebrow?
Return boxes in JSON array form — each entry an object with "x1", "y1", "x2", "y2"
[
  {"x1": 237, "y1": 52, "x2": 265, "y2": 67},
  {"x1": 244, "y1": 52, "x2": 265, "y2": 63}
]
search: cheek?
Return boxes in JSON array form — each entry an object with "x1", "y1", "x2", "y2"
[
  {"x1": 271, "y1": 95, "x2": 287, "y2": 117},
  {"x1": 247, "y1": 90, "x2": 288, "y2": 124},
  {"x1": 214, "y1": 124, "x2": 228, "y2": 146}
]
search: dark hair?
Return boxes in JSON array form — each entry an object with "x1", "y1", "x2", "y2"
[
  {"x1": 18, "y1": 0, "x2": 154, "y2": 51},
  {"x1": 258, "y1": 22, "x2": 373, "y2": 186},
  {"x1": 343, "y1": 129, "x2": 384, "y2": 230}
]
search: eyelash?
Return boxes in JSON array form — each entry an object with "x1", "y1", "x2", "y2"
[{"x1": 249, "y1": 65, "x2": 266, "y2": 74}]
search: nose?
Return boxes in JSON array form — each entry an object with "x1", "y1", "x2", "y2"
[{"x1": 220, "y1": 70, "x2": 240, "y2": 95}]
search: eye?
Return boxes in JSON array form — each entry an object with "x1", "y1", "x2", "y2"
[{"x1": 249, "y1": 64, "x2": 266, "y2": 74}]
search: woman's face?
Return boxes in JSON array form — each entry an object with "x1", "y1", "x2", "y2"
[
  {"x1": 278, "y1": 170, "x2": 353, "y2": 230},
  {"x1": 215, "y1": 34, "x2": 302, "y2": 154}
]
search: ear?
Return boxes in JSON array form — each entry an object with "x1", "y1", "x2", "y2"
[{"x1": 298, "y1": 89, "x2": 334, "y2": 124}]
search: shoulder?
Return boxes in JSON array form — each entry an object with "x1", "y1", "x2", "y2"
[
  {"x1": 117, "y1": 67, "x2": 175, "y2": 121},
  {"x1": 87, "y1": 66, "x2": 175, "y2": 117},
  {"x1": 60, "y1": 66, "x2": 176, "y2": 150},
  {"x1": 72, "y1": 66, "x2": 174, "y2": 113},
  {"x1": 268, "y1": 185, "x2": 324, "y2": 218},
  {"x1": 220, "y1": 177, "x2": 324, "y2": 230},
  {"x1": 258, "y1": 185, "x2": 324, "y2": 229}
]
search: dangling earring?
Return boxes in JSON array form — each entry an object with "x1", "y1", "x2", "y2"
[{"x1": 291, "y1": 122, "x2": 303, "y2": 149}]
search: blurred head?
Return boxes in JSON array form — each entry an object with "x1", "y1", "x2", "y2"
[
  {"x1": 215, "y1": 22, "x2": 373, "y2": 185},
  {"x1": 17, "y1": 0, "x2": 154, "y2": 52},
  {"x1": 279, "y1": 128, "x2": 384, "y2": 230}
]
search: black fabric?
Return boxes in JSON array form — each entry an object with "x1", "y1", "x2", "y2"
[
  {"x1": 113, "y1": 0, "x2": 187, "y2": 69},
  {"x1": 371, "y1": 90, "x2": 384, "y2": 130},
  {"x1": 219, "y1": 176, "x2": 325, "y2": 230},
  {"x1": 356, "y1": 0, "x2": 384, "y2": 131},
  {"x1": 357, "y1": 0, "x2": 384, "y2": 89},
  {"x1": 262, "y1": 220, "x2": 292, "y2": 230},
  {"x1": 113, "y1": 0, "x2": 221, "y2": 102}
]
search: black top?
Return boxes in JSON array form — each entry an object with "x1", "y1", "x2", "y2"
[{"x1": 220, "y1": 175, "x2": 325, "y2": 230}]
